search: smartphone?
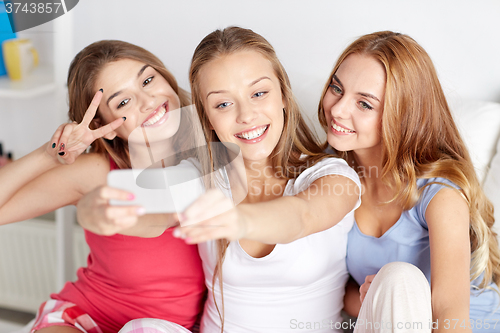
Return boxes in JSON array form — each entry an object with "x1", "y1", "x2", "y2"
[{"x1": 107, "y1": 159, "x2": 205, "y2": 214}]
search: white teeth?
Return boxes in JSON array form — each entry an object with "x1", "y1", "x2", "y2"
[
  {"x1": 331, "y1": 121, "x2": 354, "y2": 133},
  {"x1": 143, "y1": 105, "x2": 167, "y2": 127},
  {"x1": 236, "y1": 125, "x2": 268, "y2": 140}
]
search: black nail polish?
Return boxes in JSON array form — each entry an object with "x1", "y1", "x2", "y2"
[
  {"x1": 58, "y1": 152, "x2": 65, "y2": 156},
  {"x1": 52, "y1": 143, "x2": 56, "y2": 149},
  {"x1": 99, "y1": 88, "x2": 103, "y2": 92},
  {"x1": 122, "y1": 117, "x2": 126, "y2": 121}
]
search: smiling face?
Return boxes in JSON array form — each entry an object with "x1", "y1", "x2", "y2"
[
  {"x1": 198, "y1": 50, "x2": 285, "y2": 165},
  {"x1": 322, "y1": 54, "x2": 386, "y2": 156},
  {"x1": 94, "y1": 58, "x2": 181, "y2": 144}
]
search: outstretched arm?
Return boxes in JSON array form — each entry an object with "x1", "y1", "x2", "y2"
[{"x1": 174, "y1": 174, "x2": 359, "y2": 244}]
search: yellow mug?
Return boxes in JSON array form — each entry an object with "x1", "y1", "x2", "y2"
[{"x1": 2, "y1": 38, "x2": 39, "y2": 81}]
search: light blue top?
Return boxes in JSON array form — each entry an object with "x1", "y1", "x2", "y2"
[{"x1": 346, "y1": 177, "x2": 500, "y2": 332}]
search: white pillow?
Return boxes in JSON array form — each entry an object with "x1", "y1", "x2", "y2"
[
  {"x1": 483, "y1": 137, "x2": 500, "y2": 235},
  {"x1": 449, "y1": 99, "x2": 500, "y2": 183}
]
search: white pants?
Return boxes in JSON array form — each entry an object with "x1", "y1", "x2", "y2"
[
  {"x1": 119, "y1": 318, "x2": 191, "y2": 333},
  {"x1": 119, "y1": 262, "x2": 432, "y2": 333},
  {"x1": 354, "y1": 262, "x2": 432, "y2": 333}
]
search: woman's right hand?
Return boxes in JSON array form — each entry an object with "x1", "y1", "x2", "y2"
[
  {"x1": 46, "y1": 90, "x2": 125, "y2": 165},
  {"x1": 76, "y1": 185, "x2": 145, "y2": 236}
]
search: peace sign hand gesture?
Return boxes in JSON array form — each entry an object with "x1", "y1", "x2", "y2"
[{"x1": 46, "y1": 90, "x2": 125, "y2": 165}]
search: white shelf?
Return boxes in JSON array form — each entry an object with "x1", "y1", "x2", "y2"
[{"x1": 0, "y1": 66, "x2": 55, "y2": 99}]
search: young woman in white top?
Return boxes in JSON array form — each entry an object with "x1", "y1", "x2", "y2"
[{"x1": 77, "y1": 26, "x2": 361, "y2": 332}]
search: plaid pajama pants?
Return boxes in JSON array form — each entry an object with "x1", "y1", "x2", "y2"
[
  {"x1": 31, "y1": 300, "x2": 199, "y2": 333},
  {"x1": 31, "y1": 299, "x2": 103, "y2": 333}
]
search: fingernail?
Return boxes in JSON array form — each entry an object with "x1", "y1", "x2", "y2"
[
  {"x1": 99, "y1": 88, "x2": 103, "y2": 92},
  {"x1": 136, "y1": 207, "x2": 145, "y2": 216},
  {"x1": 58, "y1": 152, "x2": 65, "y2": 156},
  {"x1": 59, "y1": 143, "x2": 65, "y2": 151},
  {"x1": 173, "y1": 228, "x2": 181, "y2": 238},
  {"x1": 127, "y1": 193, "x2": 135, "y2": 200},
  {"x1": 122, "y1": 117, "x2": 126, "y2": 121},
  {"x1": 51, "y1": 143, "x2": 56, "y2": 149},
  {"x1": 185, "y1": 237, "x2": 192, "y2": 244}
]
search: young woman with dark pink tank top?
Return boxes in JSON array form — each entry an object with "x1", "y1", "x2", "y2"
[{"x1": 0, "y1": 40, "x2": 206, "y2": 333}]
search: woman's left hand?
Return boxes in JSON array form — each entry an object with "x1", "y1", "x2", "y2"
[
  {"x1": 173, "y1": 188, "x2": 247, "y2": 243},
  {"x1": 359, "y1": 274, "x2": 376, "y2": 304},
  {"x1": 47, "y1": 90, "x2": 124, "y2": 165}
]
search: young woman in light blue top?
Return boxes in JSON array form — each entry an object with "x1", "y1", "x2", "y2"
[{"x1": 318, "y1": 31, "x2": 500, "y2": 332}]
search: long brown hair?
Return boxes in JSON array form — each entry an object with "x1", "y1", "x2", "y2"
[
  {"x1": 67, "y1": 40, "x2": 191, "y2": 169},
  {"x1": 189, "y1": 26, "x2": 329, "y2": 330},
  {"x1": 318, "y1": 31, "x2": 500, "y2": 289}
]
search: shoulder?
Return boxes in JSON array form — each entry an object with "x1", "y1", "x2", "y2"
[
  {"x1": 62, "y1": 153, "x2": 110, "y2": 192},
  {"x1": 415, "y1": 177, "x2": 466, "y2": 224},
  {"x1": 418, "y1": 177, "x2": 460, "y2": 191},
  {"x1": 51, "y1": 152, "x2": 109, "y2": 175},
  {"x1": 296, "y1": 156, "x2": 360, "y2": 186},
  {"x1": 417, "y1": 177, "x2": 461, "y2": 204},
  {"x1": 286, "y1": 156, "x2": 361, "y2": 199},
  {"x1": 71, "y1": 153, "x2": 110, "y2": 173},
  {"x1": 426, "y1": 187, "x2": 469, "y2": 221}
]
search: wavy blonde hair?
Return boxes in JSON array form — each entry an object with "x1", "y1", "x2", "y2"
[
  {"x1": 190, "y1": 26, "x2": 329, "y2": 331},
  {"x1": 318, "y1": 31, "x2": 500, "y2": 289},
  {"x1": 67, "y1": 40, "x2": 192, "y2": 169}
]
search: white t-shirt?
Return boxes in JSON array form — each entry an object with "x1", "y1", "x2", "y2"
[{"x1": 198, "y1": 157, "x2": 361, "y2": 332}]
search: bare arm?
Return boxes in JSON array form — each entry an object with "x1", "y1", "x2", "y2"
[
  {"x1": 427, "y1": 188, "x2": 472, "y2": 333},
  {"x1": 0, "y1": 152, "x2": 110, "y2": 225},
  {"x1": 175, "y1": 174, "x2": 359, "y2": 244},
  {"x1": 0, "y1": 91, "x2": 124, "y2": 225},
  {"x1": 0, "y1": 143, "x2": 60, "y2": 219}
]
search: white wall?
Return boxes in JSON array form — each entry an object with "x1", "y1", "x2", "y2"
[
  {"x1": 2, "y1": 0, "x2": 500, "y2": 155},
  {"x1": 68, "y1": 0, "x2": 500, "y2": 137}
]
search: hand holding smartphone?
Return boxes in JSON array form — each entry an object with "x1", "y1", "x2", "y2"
[{"x1": 107, "y1": 159, "x2": 205, "y2": 214}]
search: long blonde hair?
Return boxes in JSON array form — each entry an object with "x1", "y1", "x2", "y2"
[
  {"x1": 67, "y1": 40, "x2": 192, "y2": 169},
  {"x1": 318, "y1": 31, "x2": 500, "y2": 289},
  {"x1": 190, "y1": 26, "x2": 329, "y2": 330}
]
